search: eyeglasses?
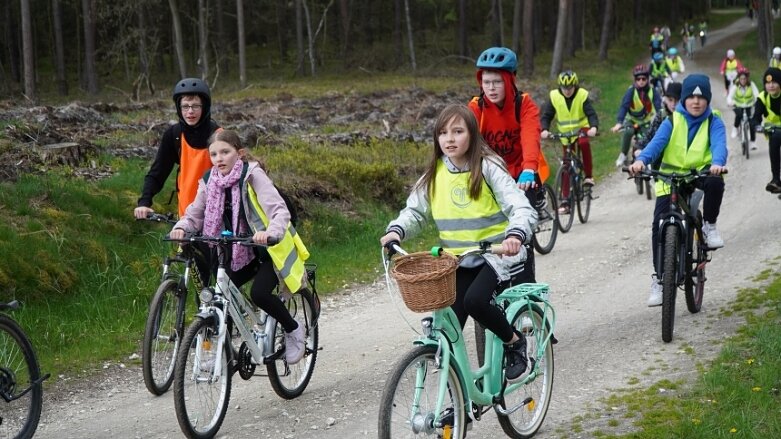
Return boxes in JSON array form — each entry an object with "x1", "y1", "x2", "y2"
[
  {"x1": 181, "y1": 104, "x2": 203, "y2": 112},
  {"x1": 634, "y1": 76, "x2": 649, "y2": 82},
  {"x1": 481, "y1": 80, "x2": 504, "y2": 89}
]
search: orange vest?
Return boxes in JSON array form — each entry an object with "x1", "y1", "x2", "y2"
[{"x1": 177, "y1": 137, "x2": 213, "y2": 216}]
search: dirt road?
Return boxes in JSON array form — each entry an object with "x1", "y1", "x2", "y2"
[{"x1": 33, "y1": 16, "x2": 781, "y2": 439}]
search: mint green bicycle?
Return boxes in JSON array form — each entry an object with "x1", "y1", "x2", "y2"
[{"x1": 379, "y1": 242, "x2": 555, "y2": 438}]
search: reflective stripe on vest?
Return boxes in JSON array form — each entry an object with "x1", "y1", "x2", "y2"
[
  {"x1": 655, "y1": 112, "x2": 712, "y2": 196},
  {"x1": 177, "y1": 138, "x2": 213, "y2": 217},
  {"x1": 550, "y1": 88, "x2": 588, "y2": 141},
  {"x1": 759, "y1": 91, "x2": 781, "y2": 126},
  {"x1": 430, "y1": 161, "x2": 508, "y2": 255},
  {"x1": 628, "y1": 88, "x2": 656, "y2": 123},
  {"x1": 733, "y1": 85, "x2": 754, "y2": 107},
  {"x1": 246, "y1": 184, "x2": 310, "y2": 292}
]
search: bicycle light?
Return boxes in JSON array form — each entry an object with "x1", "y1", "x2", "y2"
[
  {"x1": 199, "y1": 287, "x2": 215, "y2": 303},
  {"x1": 421, "y1": 317, "x2": 433, "y2": 337}
]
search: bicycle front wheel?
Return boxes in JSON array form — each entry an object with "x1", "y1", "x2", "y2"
[
  {"x1": 0, "y1": 314, "x2": 43, "y2": 439},
  {"x1": 644, "y1": 177, "x2": 653, "y2": 200},
  {"x1": 741, "y1": 121, "x2": 750, "y2": 159},
  {"x1": 378, "y1": 345, "x2": 467, "y2": 439},
  {"x1": 497, "y1": 305, "x2": 554, "y2": 438},
  {"x1": 684, "y1": 213, "x2": 705, "y2": 313},
  {"x1": 143, "y1": 278, "x2": 187, "y2": 396},
  {"x1": 661, "y1": 226, "x2": 679, "y2": 343},
  {"x1": 576, "y1": 178, "x2": 591, "y2": 224},
  {"x1": 174, "y1": 315, "x2": 231, "y2": 439},
  {"x1": 554, "y1": 167, "x2": 574, "y2": 233},
  {"x1": 532, "y1": 183, "x2": 558, "y2": 255},
  {"x1": 267, "y1": 288, "x2": 319, "y2": 399}
]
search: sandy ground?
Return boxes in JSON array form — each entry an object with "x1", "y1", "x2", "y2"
[{"x1": 32, "y1": 16, "x2": 781, "y2": 439}]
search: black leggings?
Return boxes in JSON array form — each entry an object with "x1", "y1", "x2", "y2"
[
  {"x1": 451, "y1": 264, "x2": 514, "y2": 343},
  {"x1": 650, "y1": 175, "x2": 724, "y2": 273},
  {"x1": 229, "y1": 257, "x2": 299, "y2": 333},
  {"x1": 769, "y1": 129, "x2": 781, "y2": 181},
  {"x1": 733, "y1": 107, "x2": 756, "y2": 141}
]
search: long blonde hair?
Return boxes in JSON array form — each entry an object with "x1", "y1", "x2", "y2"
[{"x1": 415, "y1": 104, "x2": 505, "y2": 200}]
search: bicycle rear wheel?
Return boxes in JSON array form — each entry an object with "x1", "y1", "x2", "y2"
[
  {"x1": 173, "y1": 315, "x2": 231, "y2": 439},
  {"x1": 661, "y1": 226, "x2": 679, "y2": 343},
  {"x1": 267, "y1": 288, "x2": 319, "y2": 399},
  {"x1": 685, "y1": 213, "x2": 705, "y2": 313},
  {"x1": 576, "y1": 178, "x2": 591, "y2": 224},
  {"x1": 143, "y1": 278, "x2": 187, "y2": 396},
  {"x1": 0, "y1": 314, "x2": 43, "y2": 439},
  {"x1": 554, "y1": 167, "x2": 574, "y2": 233},
  {"x1": 532, "y1": 184, "x2": 558, "y2": 255},
  {"x1": 378, "y1": 345, "x2": 466, "y2": 439},
  {"x1": 497, "y1": 304, "x2": 554, "y2": 438}
]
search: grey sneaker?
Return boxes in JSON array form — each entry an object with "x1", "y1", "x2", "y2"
[
  {"x1": 701, "y1": 222, "x2": 724, "y2": 249},
  {"x1": 648, "y1": 274, "x2": 662, "y2": 307},
  {"x1": 284, "y1": 324, "x2": 306, "y2": 364}
]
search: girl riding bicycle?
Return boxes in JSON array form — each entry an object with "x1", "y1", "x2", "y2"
[
  {"x1": 628, "y1": 74, "x2": 727, "y2": 306},
  {"x1": 379, "y1": 104, "x2": 537, "y2": 383},
  {"x1": 726, "y1": 67, "x2": 759, "y2": 150},
  {"x1": 170, "y1": 130, "x2": 309, "y2": 364}
]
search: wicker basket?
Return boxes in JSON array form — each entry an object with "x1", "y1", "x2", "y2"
[{"x1": 391, "y1": 251, "x2": 458, "y2": 312}]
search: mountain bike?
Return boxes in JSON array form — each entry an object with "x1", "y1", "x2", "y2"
[
  {"x1": 549, "y1": 130, "x2": 595, "y2": 232},
  {"x1": 139, "y1": 212, "x2": 205, "y2": 396},
  {"x1": 626, "y1": 168, "x2": 721, "y2": 343},
  {"x1": 0, "y1": 300, "x2": 50, "y2": 439},
  {"x1": 379, "y1": 242, "x2": 555, "y2": 438},
  {"x1": 738, "y1": 107, "x2": 752, "y2": 159},
  {"x1": 171, "y1": 231, "x2": 319, "y2": 439},
  {"x1": 531, "y1": 184, "x2": 558, "y2": 255}
]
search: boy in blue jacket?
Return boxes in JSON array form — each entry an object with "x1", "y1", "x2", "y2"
[{"x1": 628, "y1": 74, "x2": 728, "y2": 306}]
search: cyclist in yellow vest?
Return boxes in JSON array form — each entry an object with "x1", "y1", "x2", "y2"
[
  {"x1": 726, "y1": 67, "x2": 759, "y2": 150},
  {"x1": 540, "y1": 70, "x2": 599, "y2": 213},
  {"x1": 380, "y1": 104, "x2": 537, "y2": 383},
  {"x1": 719, "y1": 49, "x2": 744, "y2": 96},
  {"x1": 611, "y1": 64, "x2": 662, "y2": 166},
  {"x1": 752, "y1": 67, "x2": 781, "y2": 194},
  {"x1": 665, "y1": 47, "x2": 685, "y2": 82},
  {"x1": 769, "y1": 47, "x2": 781, "y2": 68},
  {"x1": 628, "y1": 74, "x2": 727, "y2": 306},
  {"x1": 170, "y1": 130, "x2": 310, "y2": 365}
]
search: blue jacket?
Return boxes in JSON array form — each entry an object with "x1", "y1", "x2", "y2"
[{"x1": 637, "y1": 102, "x2": 728, "y2": 167}]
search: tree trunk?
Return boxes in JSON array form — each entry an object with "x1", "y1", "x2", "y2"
[
  {"x1": 393, "y1": 0, "x2": 403, "y2": 66},
  {"x1": 339, "y1": 0, "x2": 352, "y2": 58},
  {"x1": 168, "y1": 0, "x2": 187, "y2": 77},
  {"x1": 197, "y1": 0, "x2": 210, "y2": 80},
  {"x1": 215, "y1": 0, "x2": 229, "y2": 74},
  {"x1": 403, "y1": 0, "x2": 416, "y2": 71},
  {"x1": 522, "y1": 0, "x2": 534, "y2": 75},
  {"x1": 302, "y1": 0, "x2": 316, "y2": 76},
  {"x1": 549, "y1": 0, "x2": 569, "y2": 79},
  {"x1": 237, "y1": 0, "x2": 246, "y2": 87},
  {"x1": 565, "y1": 0, "x2": 574, "y2": 57},
  {"x1": 5, "y1": 1, "x2": 21, "y2": 83},
  {"x1": 458, "y1": 0, "x2": 468, "y2": 62},
  {"x1": 511, "y1": 0, "x2": 521, "y2": 57},
  {"x1": 490, "y1": 0, "x2": 503, "y2": 47},
  {"x1": 21, "y1": 0, "x2": 35, "y2": 100},
  {"x1": 598, "y1": 0, "x2": 613, "y2": 61},
  {"x1": 295, "y1": 0, "x2": 305, "y2": 76},
  {"x1": 275, "y1": 0, "x2": 290, "y2": 60},
  {"x1": 81, "y1": 0, "x2": 99, "y2": 94},
  {"x1": 135, "y1": 3, "x2": 152, "y2": 99},
  {"x1": 52, "y1": 0, "x2": 68, "y2": 95}
]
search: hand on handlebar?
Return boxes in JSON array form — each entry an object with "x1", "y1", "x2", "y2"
[
  {"x1": 709, "y1": 164, "x2": 727, "y2": 176},
  {"x1": 587, "y1": 127, "x2": 598, "y2": 137},
  {"x1": 380, "y1": 231, "x2": 402, "y2": 248},
  {"x1": 611, "y1": 123, "x2": 623, "y2": 133},
  {"x1": 517, "y1": 170, "x2": 537, "y2": 190},
  {"x1": 540, "y1": 129, "x2": 550, "y2": 139},
  {"x1": 627, "y1": 160, "x2": 646, "y2": 176},
  {"x1": 169, "y1": 228, "x2": 186, "y2": 240},
  {"x1": 134, "y1": 206, "x2": 154, "y2": 220},
  {"x1": 501, "y1": 236, "x2": 522, "y2": 256},
  {"x1": 252, "y1": 231, "x2": 277, "y2": 245}
]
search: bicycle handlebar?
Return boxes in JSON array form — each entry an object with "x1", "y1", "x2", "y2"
[
  {"x1": 165, "y1": 232, "x2": 280, "y2": 247},
  {"x1": 383, "y1": 240, "x2": 507, "y2": 259},
  {"x1": 621, "y1": 166, "x2": 727, "y2": 181},
  {"x1": 138, "y1": 212, "x2": 177, "y2": 225},
  {"x1": 545, "y1": 130, "x2": 594, "y2": 141}
]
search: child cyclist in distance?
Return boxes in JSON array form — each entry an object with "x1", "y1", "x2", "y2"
[
  {"x1": 628, "y1": 74, "x2": 727, "y2": 307},
  {"x1": 611, "y1": 65, "x2": 662, "y2": 167},
  {"x1": 380, "y1": 104, "x2": 537, "y2": 383},
  {"x1": 170, "y1": 130, "x2": 310, "y2": 364},
  {"x1": 726, "y1": 67, "x2": 759, "y2": 150},
  {"x1": 540, "y1": 70, "x2": 599, "y2": 214}
]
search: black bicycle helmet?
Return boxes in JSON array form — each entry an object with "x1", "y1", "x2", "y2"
[
  {"x1": 172, "y1": 78, "x2": 212, "y2": 126},
  {"x1": 476, "y1": 47, "x2": 517, "y2": 73}
]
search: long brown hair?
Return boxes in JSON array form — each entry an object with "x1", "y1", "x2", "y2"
[
  {"x1": 207, "y1": 129, "x2": 266, "y2": 170},
  {"x1": 415, "y1": 104, "x2": 504, "y2": 200}
]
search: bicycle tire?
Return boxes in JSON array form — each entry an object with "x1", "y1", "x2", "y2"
[
  {"x1": 0, "y1": 314, "x2": 43, "y2": 439},
  {"x1": 378, "y1": 344, "x2": 467, "y2": 439},
  {"x1": 741, "y1": 120, "x2": 750, "y2": 159},
  {"x1": 173, "y1": 315, "x2": 231, "y2": 439},
  {"x1": 532, "y1": 184, "x2": 558, "y2": 255},
  {"x1": 576, "y1": 178, "x2": 591, "y2": 224},
  {"x1": 497, "y1": 304, "x2": 554, "y2": 438},
  {"x1": 635, "y1": 176, "x2": 644, "y2": 195},
  {"x1": 661, "y1": 226, "x2": 679, "y2": 343},
  {"x1": 554, "y1": 167, "x2": 574, "y2": 233},
  {"x1": 142, "y1": 278, "x2": 187, "y2": 396},
  {"x1": 644, "y1": 177, "x2": 653, "y2": 200},
  {"x1": 684, "y1": 212, "x2": 705, "y2": 313},
  {"x1": 267, "y1": 288, "x2": 319, "y2": 399}
]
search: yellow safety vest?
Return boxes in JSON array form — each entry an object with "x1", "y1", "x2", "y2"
[
  {"x1": 429, "y1": 161, "x2": 508, "y2": 255},
  {"x1": 758, "y1": 91, "x2": 781, "y2": 126},
  {"x1": 725, "y1": 59, "x2": 738, "y2": 73},
  {"x1": 246, "y1": 184, "x2": 310, "y2": 292},
  {"x1": 733, "y1": 85, "x2": 754, "y2": 107},
  {"x1": 771, "y1": 58, "x2": 781, "y2": 68},
  {"x1": 665, "y1": 56, "x2": 681, "y2": 72},
  {"x1": 655, "y1": 112, "x2": 713, "y2": 196},
  {"x1": 550, "y1": 88, "x2": 589, "y2": 143},
  {"x1": 627, "y1": 88, "x2": 656, "y2": 123}
]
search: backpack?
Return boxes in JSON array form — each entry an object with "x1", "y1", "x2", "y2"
[{"x1": 202, "y1": 162, "x2": 299, "y2": 227}]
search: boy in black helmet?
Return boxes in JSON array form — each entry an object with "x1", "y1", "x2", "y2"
[{"x1": 133, "y1": 78, "x2": 221, "y2": 219}]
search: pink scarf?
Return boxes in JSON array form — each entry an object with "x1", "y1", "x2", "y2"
[{"x1": 202, "y1": 159, "x2": 253, "y2": 271}]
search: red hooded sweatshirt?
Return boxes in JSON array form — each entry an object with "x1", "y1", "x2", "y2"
[{"x1": 468, "y1": 69, "x2": 549, "y2": 183}]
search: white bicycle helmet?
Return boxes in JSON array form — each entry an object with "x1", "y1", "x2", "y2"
[{"x1": 774, "y1": 47, "x2": 781, "y2": 56}]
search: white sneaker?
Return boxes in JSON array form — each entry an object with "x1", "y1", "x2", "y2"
[
  {"x1": 284, "y1": 324, "x2": 306, "y2": 364},
  {"x1": 730, "y1": 127, "x2": 738, "y2": 138},
  {"x1": 615, "y1": 152, "x2": 627, "y2": 167},
  {"x1": 647, "y1": 274, "x2": 663, "y2": 307},
  {"x1": 750, "y1": 142, "x2": 758, "y2": 150},
  {"x1": 702, "y1": 222, "x2": 724, "y2": 249}
]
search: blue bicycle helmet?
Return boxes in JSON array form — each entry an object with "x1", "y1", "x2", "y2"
[
  {"x1": 476, "y1": 47, "x2": 517, "y2": 72},
  {"x1": 652, "y1": 52, "x2": 664, "y2": 62},
  {"x1": 667, "y1": 47, "x2": 678, "y2": 56}
]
